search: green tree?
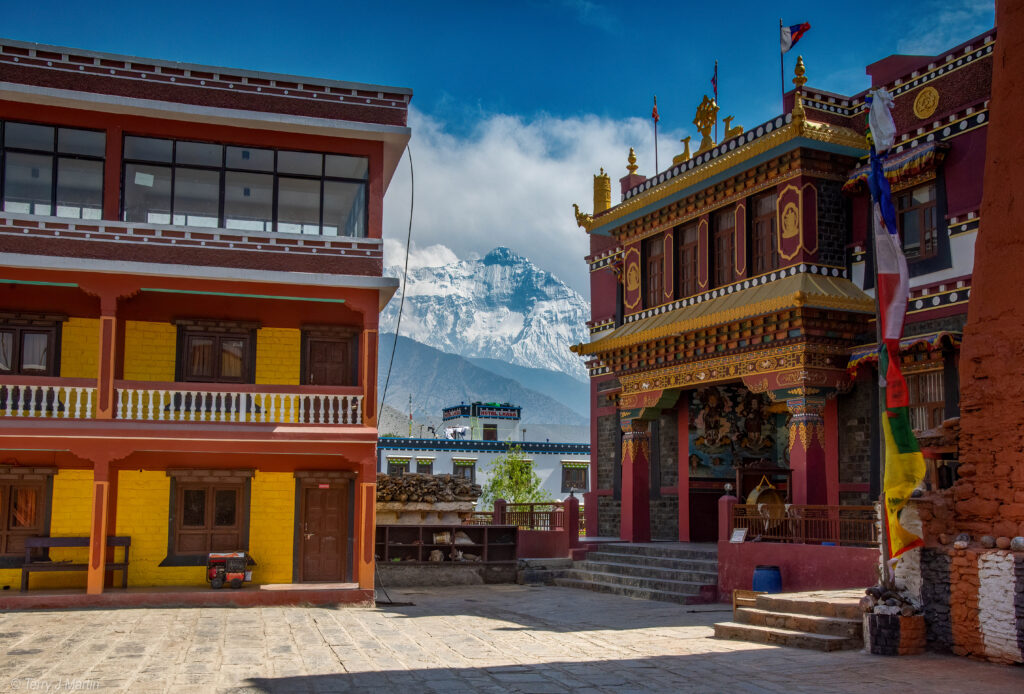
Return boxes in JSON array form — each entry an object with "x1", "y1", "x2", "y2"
[{"x1": 480, "y1": 445, "x2": 552, "y2": 509}]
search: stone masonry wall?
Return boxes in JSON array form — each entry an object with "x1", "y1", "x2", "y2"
[
  {"x1": 596, "y1": 414, "x2": 618, "y2": 490},
  {"x1": 597, "y1": 496, "x2": 620, "y2": 537},
  {"x1": 838, "y1": 375, "x2": 874, "y2": 506},
  {"x1": 815, "y1": 179, "x2": 848, "y2": 268}
]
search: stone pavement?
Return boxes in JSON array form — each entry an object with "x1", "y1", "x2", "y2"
[{"x1": 0, "y1": 584, "x2": 1021, "y2": 693}]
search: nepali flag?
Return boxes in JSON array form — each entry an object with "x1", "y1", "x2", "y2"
[
  {"x1": 652, "y1": 95, "x2": 659, "y2": 123},
  {"x1": 867, "y1": 91, "x2": 925, "y2": 562},
  {"x1": 781, "y1": 22, "x2": 811, "y2": 54}
]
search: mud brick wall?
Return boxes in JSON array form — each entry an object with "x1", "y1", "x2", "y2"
[
  {"x1": 597, "y1": 496, "x2": 620, "y2": 537},
  {"x1": 838, "y1": 375, "x2": 874, "y2": 506}
]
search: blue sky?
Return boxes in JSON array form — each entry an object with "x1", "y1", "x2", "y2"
[{"x1": 1, "y1": 0, "x2": 995, "y2": 292}]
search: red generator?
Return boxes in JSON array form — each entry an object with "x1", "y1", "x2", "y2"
[{"x1": 206, "y1": 551, "x2": 251, "y2": 589}]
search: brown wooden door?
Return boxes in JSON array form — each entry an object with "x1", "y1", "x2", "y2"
[
  {"x1": 300, "y1": 484, "x2": 348, "y2": 582},
  {"x1": 306, "y1": 339, "x2": 350, "y2": 386}
]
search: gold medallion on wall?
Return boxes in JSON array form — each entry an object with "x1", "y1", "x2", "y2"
[
  {"x1": 781, "y1": 202, "x2": 800, "y2": 239},
  {"x1": 913, "y1": 87, "x2": 940, "y2": 120},
  {"x1": 625, "y1": 263, "x2": 640, "y2": 293}
]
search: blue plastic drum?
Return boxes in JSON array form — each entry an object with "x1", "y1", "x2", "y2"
[{"x1": 752, "y1": 565, "x2": 782, "y2": 593}]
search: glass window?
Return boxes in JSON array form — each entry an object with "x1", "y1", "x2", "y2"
[
  {"x1": 714, "y1": 208, "x2": 735, "y2": 287},
  {"x1": 180, "y1": 330, "x2": 252, "y2": 383},
  {"x1": 0, "y1": 324, "x2": 58, "y2": 376},
  {"x1": 5, "y1": 122, "x2": 54, "y2": 151},
  {"x1": 897, "y1": 184, "x2": 938, "y2": 260},
  {"x1": 186, "y1": 336, "x2": 215, "y2": 380},
  {"x1": 56, "y1": 158, "x2": 103, "y2": 219},
  {"x1": 416, "y1": 461, "x2": 433, "y2": 475},
  {"x1": 643, "y1": 235, "x2": 665, "y2": 308},
  {"x1": 277, "y1": 177, "x2": 321, "y2": 234},
  {"x1": 176, "y1": 141, "x2": 222, "y2": 167},
  {"x1": 172, "y1": 482, "x2": 245, "y2": 556},
  {"x1": 387, "y1": 461, "x2": 409, "y2": 476},
  {"x1": 3, "y1": 152, "x2": 53, "y2": 215},
  {"x1": 20, "y1": 332, "x2": 49, "y2": 372},
  {"x1": 278, "y1": 150, "x2": 322, "y2": 176},
  {"x1": 453, "y1": 463, "x2": 476, "y2": 484},
  {"x1": 323, "y1": 180, "x2": 366, "y2": 237},
  {"x1": 172, "y1": 167, "x2": 220, "y2": 227},
  {"x1": 677, "y1": 223, "x2": 699, "y2": 298},
  {"x1": 124, "y1": 136, "x2": 172, "y2": 163},
  {"x1": 752, "y1": 192, "x2": 779, "y2": 275},
  {"x1": 214, "y1": 489, "x2": 237, "y2": 526},
  {"x1": 326, "y1": 154, "x2": 368, "y2": 180},
  {"x1": 1, "y1": 480, "x2": 48, "y2": 556},
  {"x1": 224, "y1": 171, "x2": 273, "y2": 232},
  {"x1": 58, "y1": 128, "x2": 105, "y2": 157},
  {"x1": 181, "y1": 489, "x2": 206, "y2": 527},
  {"x1": 226, "y1": 146, "x2": 273, "y2": 171},
  {"x1": 561, "y1": 466, "x2": 588, "y2": 493},
  {"x1": 124, "y1": 163, "x2": 172, "y2": 224},
  {"x1": 220, "y1": 338, "x2": 245, "y2": 380},
  {"x1": 0, "y1": 332, "x2": 11, "y2": 371},
  {"x1": 908, "y1": 369, "x2": 945, "y2": 433}
]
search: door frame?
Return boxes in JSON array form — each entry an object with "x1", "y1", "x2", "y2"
[{"x1": 292, "y1": 471, "x2": 356, "y2": 583}]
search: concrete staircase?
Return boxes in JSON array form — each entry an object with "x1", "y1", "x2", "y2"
[
  {"x1": 553, "y1": 543, "x2": 719, "y2": 604},
  {"x1": 714, "y1": 590, "x2": 864, "y2": 651}
]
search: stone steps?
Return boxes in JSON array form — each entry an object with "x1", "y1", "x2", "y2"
[
  {"x1": 573, "y1": 560, "x2": 717, "y2": 585},
  {"x1": 593, "y1": 544, "x2": 719, "y2": 561},
  {"x1": 559, "y1": 567, "x2": 707, "y2": 595},
  {"x1": 584, "y1": 551, "x2": 719, "y2": 572},
  {"x1": 713, "y1": 589, "x2": 866, "y2": 652},
  {"x1": 553, "y1": 577, "x2": 706, "y2": 605},
  {"x1": 713, "y1": 621, "x2": 862, "y2": 651}
]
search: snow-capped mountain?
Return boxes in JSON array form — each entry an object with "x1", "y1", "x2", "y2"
[{"x1": 381, "y1": 247, "x2": 590, "y2": 382}]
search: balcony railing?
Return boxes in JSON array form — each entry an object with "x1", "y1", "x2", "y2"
[
  {"x1": 0, "y1": 377, "x2": 97, "y2": 419},
  {"x1": 503, "y1": 503, "x2": 566, "y2": 531},
  {"x1": 114, "y1": 382, "x2": 363, "y2": 425},
  {"x1": 730, "y1": 504, "x2": 878, "y2": 547}
]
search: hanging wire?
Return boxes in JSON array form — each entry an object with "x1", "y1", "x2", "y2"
[{"x1": 378, "y1": 144, "x2": 413, "y2": 416}]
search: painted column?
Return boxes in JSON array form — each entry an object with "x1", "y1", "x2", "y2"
[
  {"x1": 620, "y1": 419, "x2": 651, "y2": 542},
  {"x1": 786, "y1": 395, "x2": 827, "y2": 505},
  {"x1": 86, "y1": 460, "x2": 110, "y2": 595},
  {"x1": 362, "y1": 328, "x2": 378, "y2": 427},
  {"x1": 355, "y1": 460, "x2": 376, "y2": 590},
  {"x1": 96, "y1": 295, "x2": 118, "y2": 420},
  {"x1": 824, "y1": 396, "x2": 840, "y2": 505}
]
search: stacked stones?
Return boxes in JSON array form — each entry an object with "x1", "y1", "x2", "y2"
[
  {"x1": 376, "y1": 473, "x2": 481, "y2": 504},
  {"x1": 861, "y1": 586, "x2": 926, "y2": 656}
]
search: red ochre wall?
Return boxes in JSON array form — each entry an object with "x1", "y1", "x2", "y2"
[{"x1": 717, "y1": 542, "x2": 879, "y2": 595}]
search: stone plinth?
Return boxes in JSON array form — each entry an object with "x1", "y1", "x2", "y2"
[{"x1": 375, "y1": 501, "x2": 476, "y2": 525}]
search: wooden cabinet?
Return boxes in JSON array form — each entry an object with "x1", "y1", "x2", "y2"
[{"x1": 375, "y1": 524, "x2": 516, "y2": 565}]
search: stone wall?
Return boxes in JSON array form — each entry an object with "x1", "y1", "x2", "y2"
[
  {"x1": 597, "y1": 496, "x2": 620, "y2": 537},
  {"x1": 596, "y1": 414, "x2": 619, "y2": 491},
  {"x1": 815, "y1": 179, "x2": 848, "y2": 268},
  {"x1": 650, "y1": 498, "x2": 679, "y2": 541},
  {"x1": 838, "y1": 375, "x2": 874, "y2": 506},
  {"x1": 657, "y1": 411, "x2": 679, "y2": 488}
]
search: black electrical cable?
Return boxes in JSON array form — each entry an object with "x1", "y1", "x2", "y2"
[{"x1": 378, "y1": 143, "x2": 413, "y2": 416}]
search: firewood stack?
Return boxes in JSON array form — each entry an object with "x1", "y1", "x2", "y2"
[{"x1": 376, "y1": 473, "x2": 481, "y2": 504}]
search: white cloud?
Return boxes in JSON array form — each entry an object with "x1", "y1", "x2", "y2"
[
  {"x1": 382, "y1": 107, "x2": 694, "y2": 294},
  {"x1": 896, "y1": 0, "x2": 994, "y2": 55},
  {"x1": 382, "y1": 238, "x2": 460, "y2": 271}
]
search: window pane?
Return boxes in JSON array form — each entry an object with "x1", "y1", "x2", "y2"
[
  {"x1": 326, "y1": 155, "x2": 368, "y2": 180},
  {"x1": 123, "y1": 163, "x2": 172, "y2": 224},
  {"x1": 172, "y1": 167, "x2": 220, "y2": 227},
  {"x1": 278, "y1": 150, "x2": 322, "y2": 176},
  {"x1": 56, "y1": 158, "x2": 103, "y2": 219},
  {"x1": 10, "y1": 487, "x2": 39, "y2": 528},
  {"x1": 20, "y1": 332, "x2": 49, "y2": 372},
  {"x1": 912, "y1": 185, "x2": 934, "y2": 205},
  {"x1": 181, "y1": 489, "x2": 206, "y2": 526},
  {"x1": 0, "y1": 331, "x2": 12, "y2": 371},
  {"x1": 187, "y1": 336, "x2": 215, "y2": 378},
  {"x1": 214, "y1": 489, "x2": 236, "y2": 527},
  {"x1": 323, "y1": 180, "x2": 365, "y2": 237},
  {"x1": 3, "y1": 152, "x2": 53, "y2": 215},
  {"x1": 226, "y1": 146, "x2": 273, "y2": 171},
  {"x1": 176, "y1": 141, "x2": 222, "y2": 167},
  {"x1": 220, "y1": 338, "x2": 245, "y2": 379},
  {"x1": 124, "y1": 136, "x2": 172, "y2": 162},
  {"x1": 277, "y1": 177, "x2": 320, "y2": 234},
  {"x1": 58, "y1": 128, "x2": 105, "y2": 157},
  {"x1": 224, "y1": 171, "x2": 273, "y2": 232},
  {"x1": 5, "y1": 122, "x2": 54, "y2": 151},
  {"x1": 901, "y1": 210, "x2": 921, "y2": 254}
]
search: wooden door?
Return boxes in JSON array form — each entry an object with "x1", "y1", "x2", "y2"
[
  {"x1": 306, "y1": 338, "x2": 350, "y2": 386},
  {"x1": 300, "y1": 484, "x2": 348, "y2": 582}
]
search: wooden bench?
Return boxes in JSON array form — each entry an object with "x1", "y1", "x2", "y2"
[{"x1": 21, "y1": 536, "x2": 130, "y2": 592}]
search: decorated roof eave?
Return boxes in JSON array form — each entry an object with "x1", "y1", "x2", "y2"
[
  {"x1": 584, "y1": 119, "x2": 868, "y2": 238},
  {"x1": 572, "y1": 275, "x2": 875, "y2": 356}
]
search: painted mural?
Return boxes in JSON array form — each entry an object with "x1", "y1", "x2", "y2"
[{"x1": 688, "y1": 385, "x2": 788, "y2": 478}]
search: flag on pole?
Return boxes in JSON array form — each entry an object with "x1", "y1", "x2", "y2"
[
  {"x1": 711, "y1": 62, "x2": 718, "y2": 101},
  {"x1": 780, "y1": 22, "x2": 811, "y2": 54},
  {"x1": 651, "y1": 95, "x2": 659, "y2": 123},
  {"x1": 866, "y1": 88, "x2": 925, "y2": 561}
]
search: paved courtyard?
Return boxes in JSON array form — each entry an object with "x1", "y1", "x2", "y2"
[{"x1": 0, "y1": 585, "x2": 1021, "y2": 693}]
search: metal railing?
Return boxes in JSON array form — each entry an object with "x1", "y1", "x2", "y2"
[
  {"x1": 730, "y1": 504, "x2": 878, "y2": 547},
  {"x1": 0, "y1": 378, "x2": 96, "y2": 419}
]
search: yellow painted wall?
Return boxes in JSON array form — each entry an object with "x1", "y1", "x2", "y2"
[
  {"x1": 115, "y1": 470, "x2": 199, "y2": 586},
  {"x1": 249, "y1": 472, "x2": 295, "y2": 584},
  {"x1": 59, "y1": 318, "x2": 99, "y2": 378},
  {"x1": 123, "y1": 321, "x2": 177, "y2": 382},
  {"x1": 255, "y1": 328, "x2": 301, "y2": 385},
  {"x1": 0, "y1": 470, "x2": 95, "y2": 590}
]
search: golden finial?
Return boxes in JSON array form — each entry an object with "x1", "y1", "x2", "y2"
[
  {"x1": 693, "y1": 95, "x2": 719, "y2": 156},
  {"x1": 793, "y1": 55, "x2": 807, "y2": 89},
  {"x1": 573, "y1": 203, "x2": 593, "y2": 229},
  {"x1": 672, "y1": 136, "x2": 692, "y2": 166},
  {"x1": 593, "y1": 168, "x2": 611, "y2": 213},
  {"x1": 723, "y1": 116, "x2": 744, "y2": 140},
  {"x1": 626, "y1": 148, "x2": 638, "y2": 175}
]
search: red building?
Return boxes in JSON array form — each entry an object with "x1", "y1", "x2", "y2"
[
  {"x1": 0, "y1": 38, "x2": 410, "y2": 599},
  {"x1": 572, "y1": 29, "x2": 993, "y2": 588}
]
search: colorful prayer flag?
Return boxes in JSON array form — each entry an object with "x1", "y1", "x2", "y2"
[
  {"x1": 781, "y1": 22, "x2": 811, "y2": 54},
  {"x1": 651, "y1": 95, "x2": 659, "y2": 123}
]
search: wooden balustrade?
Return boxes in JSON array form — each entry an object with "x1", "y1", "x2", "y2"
[
  {"x1": 504, "y1": 503, "x2": 566, "y2": 531},
  {"x1": 730, "y1": 504, "x2": 878, "y2": 547}
]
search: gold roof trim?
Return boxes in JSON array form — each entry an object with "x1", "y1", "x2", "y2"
[
  {"x1": 580, "y1": 117, "x2": 866, "y2": 234},
  {"x1": 574, "y1": 273, "x2": 874, "y2": 355}
]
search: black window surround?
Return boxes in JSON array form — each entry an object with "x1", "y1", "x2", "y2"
[
  {"x1": 561, "y1": 465, "x2": 588, "y2": 494},
  {"x1": 0, "y1": 313, "x2": 66, "y2": 377},
  {"x1": 0, "y1": 120, "x2": 105, "y2": 221},
  {"x1": 121, "y1": 135, "x2": 369, "y2": 237},
  {"x1": 174, "y1": 320, "x2": 258, "y2": 384}
]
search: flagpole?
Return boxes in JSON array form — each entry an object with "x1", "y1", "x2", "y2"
[
  {"x1": 653, "y1": 95, "x2": 659, "y2": 173},
  {"x1": 779, "y1": 19, "x2": 786, "y2": 114},
  {"x1": 714, "y1": 60, "x2": 719, "y2": 143}
]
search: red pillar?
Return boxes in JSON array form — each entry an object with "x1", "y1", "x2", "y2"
[
  {"x1": 718, "y1": 493, "x2": 738, "y2": 542},
  {"x1": 493, "y1": 498, "x2": 507, "y2": 525},
  {"x1": 786, "y1": 396, "x2": 827, "y2": 505},
  {"x1": 96, "y1": 295, "x2": 118, "y2": 420},
  {"x1": 87, "y1": 460, "x2": 111, "y2": 595},
  {"x1": 677, "y1": 404, "x2": 691, "y2": 541},
  {"x1": 620, "y1": 419, "x2": 651, "y2": 542},
  {"x1": 355, "y1": 459, "x2": 377, "y2": 590},
  {"x1": 565, "y1": 496, "x2": 581, "y2": 549}
]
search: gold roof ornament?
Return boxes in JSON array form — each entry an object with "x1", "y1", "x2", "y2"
[
  {"x1": 626, "y1": 147, "x2": 639, "y2": 175},
  {"x1": 693, "y1": 95, "x2": 719, "y2": 156},
  {"x1": 792, "y1": 55, "x2": 808, "y2": 125},
  {"x1": 723, "y1": 116, "x2": 743, "y2": 140},
  {"x1": 593, "y1": 167, "x2": 611, "y2": 214},
  {"x1": 672, "y1": 136, "x2": 692, "y2": 166},
  {"x1": 572, "y1": 203, "x2": 593, "y2": 229}
]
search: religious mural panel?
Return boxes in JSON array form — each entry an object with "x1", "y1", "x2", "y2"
[{"x1": 687, "y1": 385, "x2": 788, "y2": 478}]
